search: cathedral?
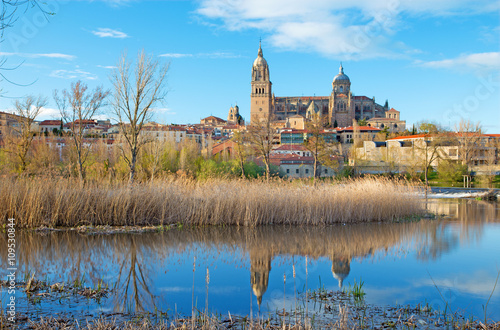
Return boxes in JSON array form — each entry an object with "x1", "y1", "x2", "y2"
[{"x1": 250, "y1": 42, "x2": 391, "y2": 127}]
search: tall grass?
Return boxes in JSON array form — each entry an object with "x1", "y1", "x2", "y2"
[{"x1": 0, "y1": 177, "x2": 423, "y2": 228}]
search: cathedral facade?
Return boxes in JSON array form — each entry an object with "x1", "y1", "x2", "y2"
[{"x1": 250, "y1": 43, "x2": 390, "y2": 127}]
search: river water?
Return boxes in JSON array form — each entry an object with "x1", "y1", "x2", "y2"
[{"x1": 1, "y1": 198, "x2": 499, "y2": 323}]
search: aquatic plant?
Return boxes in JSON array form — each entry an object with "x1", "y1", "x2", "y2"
[{"x1": 0, "y1": 177, "x2": 423, "y2": 228}]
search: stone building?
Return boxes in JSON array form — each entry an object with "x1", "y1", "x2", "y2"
[
  {"x1": 367, "y1": 108, "x2": 406, "y2": 133},
  {"x1": 227, "y1": 104, "x2": 243, "y2": 125},
  {"x1": 0, "y1": 111, "x2": 21, "y2": 136},
  {"x1": 250, "y1": 43, "x2": 391, "y2": 127}
]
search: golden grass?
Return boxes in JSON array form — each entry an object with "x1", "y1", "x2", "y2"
[{"x1": 0, "y1": 177, "x2": 423, "y2": 228}]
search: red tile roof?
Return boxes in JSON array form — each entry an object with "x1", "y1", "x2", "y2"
[
  {"x1": 280, "y1": 154, "x2": 315, "y2": 164},
  {"x1": 387, "y1": 108, "x2": 399, "y2": 112},
  {"x1": 202, "y1": 116, "x2": 226, "y2": 122},
  {"x1": 336, "y1": 126, "x2": 381, "y2": 132},
  {"x1": 40, "y1": 120, "x2": 62, "y2": 126},
  {"x1": 352, "y1": 96, "x2": 372, "y2": 101},
  {"x1": 274, "y1": 144, "x2": 307, "y2": 151},
  {"x1": 388, "y1": 134, "x2": 429, "y2": 140}
]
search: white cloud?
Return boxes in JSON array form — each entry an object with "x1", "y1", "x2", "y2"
[
  {"x1": 39, "y1": 107, "x2": 60, "y2": 119},
  {"x1": 416, "y1": 270, "x2": 500, "y2": 297},
  {"x1": 50, "y1": 69, "x2": 98, "y2": 80},
  {"x1": 416, "y1": 52, "x2": 500, "y2": 72},
  {"x1": 0, "y1": 52, "x2": 75, "y2": 60},
  {"x1": 195, "y1": 0, "x2": 499, "y2": 59},
  {"x1": 152, "y1": 107, "x2": 176, "y2": 115},
  {"x1": 97, "y1": 65, "x2": 117, "y2": 69},
  {"x1": 159, "y1": 53, "x2": 194, "y2": 58},
  {"x1": 159, "y1": 52, "x2": 240, "y2": 59},
  {"x1": 91, "y1": 28, "x2": 129, "y2": 39}
]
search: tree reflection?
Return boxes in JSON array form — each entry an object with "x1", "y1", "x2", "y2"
[{"x1": 112, "y1": 236, "x2": 157, "y2": 313}]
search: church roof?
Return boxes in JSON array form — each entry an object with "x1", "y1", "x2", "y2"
[
  {"x1": 336, "y1": 126, "x2": 381, "y2": 132},
  {"x1": 202, "y1": 115, "x2": 226, "y2": 122},
  {"x1": 352, "y1": 96, "x2": 372, "y2": 101},
  {"x1": 333, "y1": 63, "x2": 350, "y2": 83},
  {"x1": 387, "y1": 108, "x2": 399, "y2": 112},
  {"x1": 253, "y1": 41, "x2": 268, "y2": 68},
  {"x1": 367, "y1": 117, "x2": 403, "y2": 122}
]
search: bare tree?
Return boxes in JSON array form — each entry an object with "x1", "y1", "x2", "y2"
[
  {"x1": 110, "y1": 51, "x2": 169, "y2": 184},
  {"x1": 140, "y1": 138, "x2": 165, "y2": 182},
  {"x1": 232, "y1": 129, "x2": 249, "y2": 178},
  {"x1": 4, "y1": 94, "x2": 47, "y2": 172},
  {"x1": 247, "y1": 113, "x2": 278, "y2": 181},
  {"x1": 1, "y1": 1, "x2": 51, "y2": 95},
  {"x1": 303, "y1": 112, "x2": 337, "y2": 180},
  {"x1": 54, "y1": 80, "x2": 109, "y2": 181},
  {"x1": 455, "y1": 119, "x2": 482, "y2": 172}
]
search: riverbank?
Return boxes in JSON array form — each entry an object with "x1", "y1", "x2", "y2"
[
  {"x1": 2, "y1": 277, "x2": 498, "y2": 329},
  {"x1": 0, "y1": 177, "x2": 423, "y2": 228}
]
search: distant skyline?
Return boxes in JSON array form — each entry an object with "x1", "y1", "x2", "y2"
[{"x1": 0, "y1": 0, "x2": 499, "y2": 131}]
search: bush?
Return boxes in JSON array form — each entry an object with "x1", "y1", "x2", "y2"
[{"x1": 437, "y1": 160, "x2": 468, "y2": 182}]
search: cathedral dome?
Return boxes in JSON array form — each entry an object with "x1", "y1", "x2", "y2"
[
  {"x1": 333, "y1": 63, "x2": 350, "y2": 83},
  {"x1": 253, "y1": 42, "x2": 268, "y2": 68}
]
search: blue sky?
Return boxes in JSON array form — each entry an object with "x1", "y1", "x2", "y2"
[{"x1": 0, "y1": 0, "x2": 499, "y2": 132}]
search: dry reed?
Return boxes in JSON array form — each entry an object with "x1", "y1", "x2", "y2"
[{"x1": 0, "y1": 177, "x2": 423, "y2": 228}]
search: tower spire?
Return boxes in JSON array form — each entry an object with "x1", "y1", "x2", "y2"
[
  {"x1": 339, "y1": 62, "x2": 344, "y2": 74},
  {"x1": 258, "y1": 38, "x2": 263, "y2": 57}
]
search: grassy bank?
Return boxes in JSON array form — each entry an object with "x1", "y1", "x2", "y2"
[{"x1": 0, "y1": 177, "x2": 423, "y2": 228}]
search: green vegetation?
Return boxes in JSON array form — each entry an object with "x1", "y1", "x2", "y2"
[
  {"x1": 437, "y1": 160, "x2": 468, "y2": 183},
  {"x1": 345, "y1": 278, "x2": 366, "y2": 301}
]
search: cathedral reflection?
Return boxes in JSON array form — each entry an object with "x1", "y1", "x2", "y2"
[
  {"x1": 250, "y1": 251, "x2": 272, "y2": 308},
  {"x1": 331, "y1": 257, "x2": 351, "y2": 289}
]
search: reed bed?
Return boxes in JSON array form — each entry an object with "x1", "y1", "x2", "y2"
[{"x1": 0, "y1": 177, "x2": 423, "y2": 228}]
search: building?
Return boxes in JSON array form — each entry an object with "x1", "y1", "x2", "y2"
[
  {"x1": 0, "y1": 111, "x2": 20, "y2": 136},
  {"x1": 367, "y1": 108, "x2": 406, "y2": 133},
  {"x1": 227, "y1": 104, "x2": 244, "y2": 125},
  {"x1": 250, "y1": 42, "x2": 393, "y2": 127},
  {"x1": 39, "y1": 120, "x2": 62, "y2": 133},
  {"x1": 353, "y1": 133, "x2": 500, "y2": 173},
  {"x1": 336, "y1": 126, "x2": 381, "y2": 144},
  {"x1": 200, "y1": 115, "x2": 226, "y2": 126},
  {"x1": 279, "y1": 128, "x2": 338, "y2": 145}
]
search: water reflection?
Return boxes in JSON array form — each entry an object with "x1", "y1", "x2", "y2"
[{"x1": 0, "y1": 199, "x2": 499, "y2": 320}]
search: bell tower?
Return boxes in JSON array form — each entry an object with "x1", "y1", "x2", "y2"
[{"x1": 250, "y1": 41, "x2": 272, "y2": 123}]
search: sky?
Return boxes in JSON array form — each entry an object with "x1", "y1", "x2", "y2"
[{"x1": 0, "y1": 0, "x2": 499, "y2": 132}]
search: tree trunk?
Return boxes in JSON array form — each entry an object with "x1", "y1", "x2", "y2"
[
  {"x1": 424, "y1": 165, "x2": 428, "y2": 187},
  {"x1": 240, "y1": 159, "x2": 245, "y2": 178},
  {"x1": 77, "y1": 149, "x2": 85, "y2": 182},
  {"x1": 313, "y1": 158, "x2": 318, "y2": 183},
  {"x1": 129, "y1": 154, "x2": 137, "y2": 184}
]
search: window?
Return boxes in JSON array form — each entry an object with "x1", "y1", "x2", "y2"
[
  {"x1": 324, "y1": 169, "x2": 328, "y2": 174},
  {"x1": 286, "y1": 169, "x2": 290, "y2": 174},
  {"x1": 296, "y1": 169, "x2": 299, "y2": 174},
  {"x1": 449, "y1": 148, "x2": 457, "y2": 157},
  {"x1": 305, "y1": 169, "x2": 309, "y2": 174}
]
